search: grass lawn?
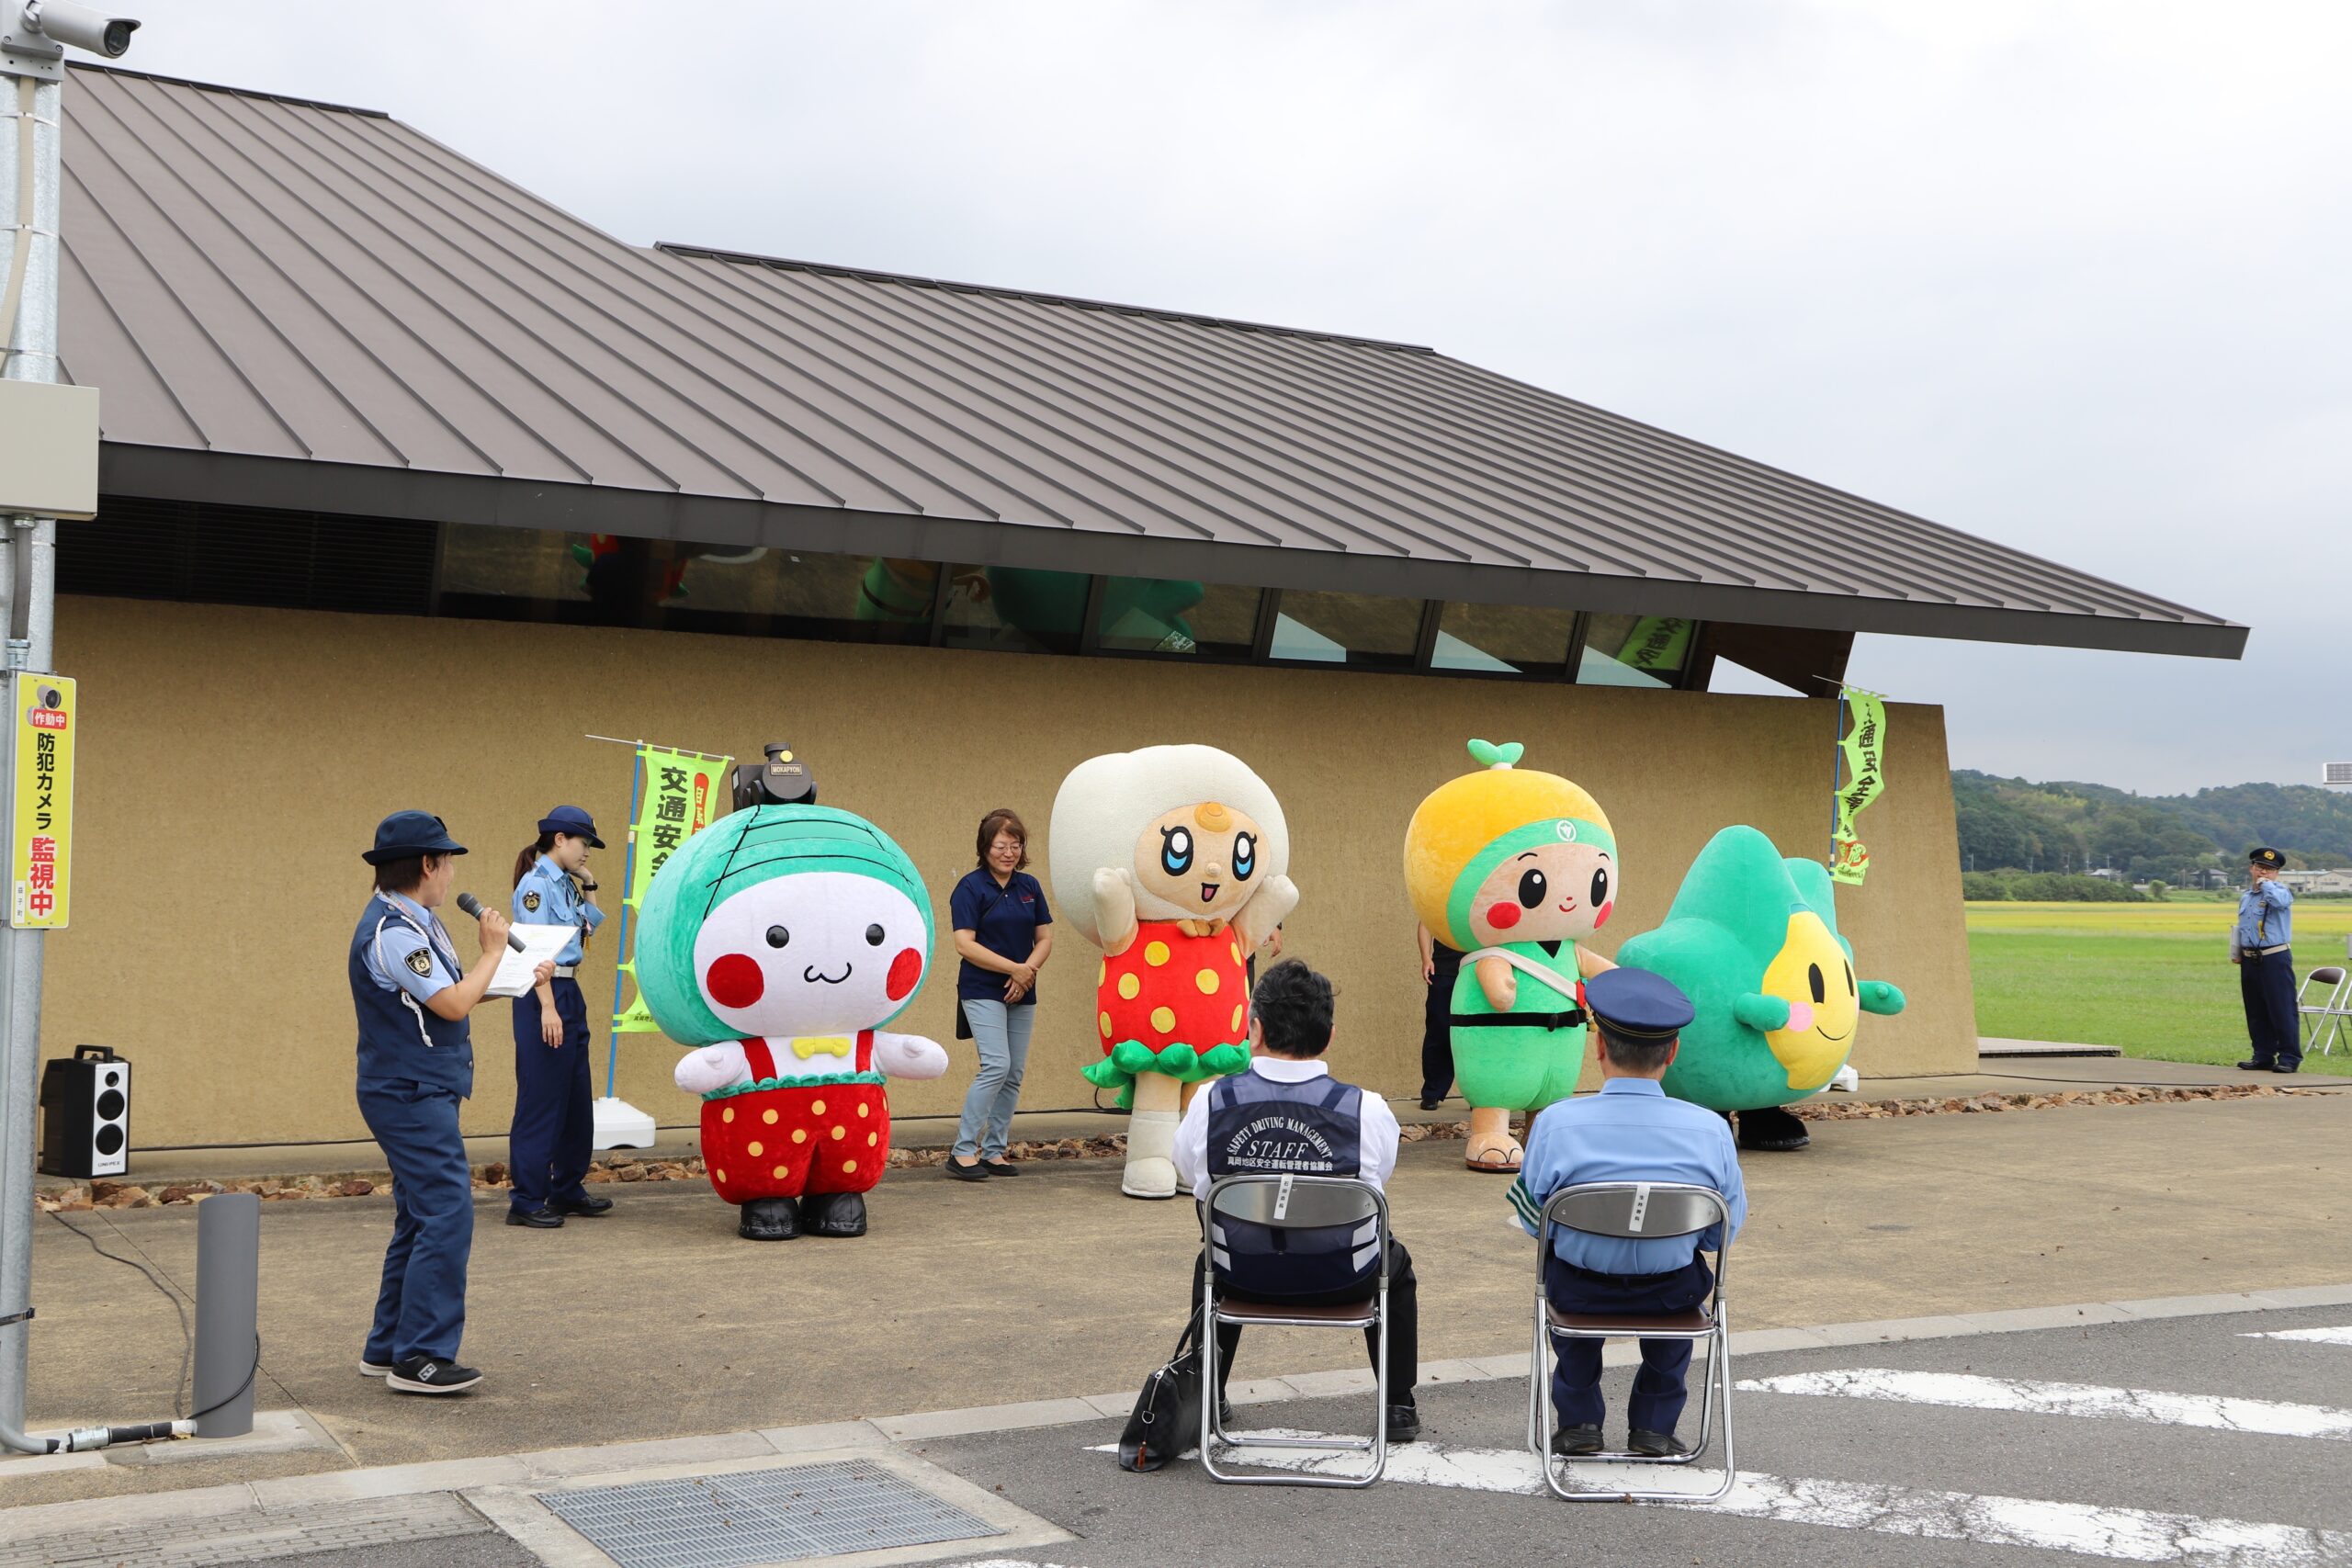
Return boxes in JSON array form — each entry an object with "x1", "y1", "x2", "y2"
[{"x1": 1967, "y1": 901, "x2": 2352, "y2": 1076}]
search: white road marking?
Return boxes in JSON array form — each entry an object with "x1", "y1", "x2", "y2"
[
  {"x1": 1088, "y1": 1436, "x2": 2352, "y2": 1563},
  {"x1": 1736, "y1": 1368, "x2": 2352, "y2": 1440},
  {"x1": 2243, "y1": 1325, "x2": 2352, "y2": 1347}
]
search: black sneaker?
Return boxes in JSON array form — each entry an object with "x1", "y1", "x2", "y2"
[
  {"x1": 553, "y1": 1195, "x2": 615, "y2": 1217},
  {"x1": 1550, "y1": 1423, "x2": 1602, "y2": 1456},
  {"x1": 505, "y1": 1207, "x2": 564, "y2": 1228},
  {"x1": 387, "y1": 1356, "x2": 481, "y2": 1394},
  {"x1": 944, "y1": 1158, "x2": 989, "y2": 1182},
  {"x1": 1628, "y1": 1427, "x2": 1690, "y2": 1458},
  {"x1": 1385, "y1": 1404, "x2": 1421, "y2": 1444},
  {"x1": 358, "y1": 1358, "x2": 393, "y2": 1378},
  {"x1": 978, "y1": 1159, "x2": 1022, "y2": 1176}
]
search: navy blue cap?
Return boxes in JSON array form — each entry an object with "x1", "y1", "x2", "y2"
[
  {"x1": 537, "y1": 805, "x2": 605, "y2": 848},
  {"x1": 2249, "y1": 846, "x2": 2285, "y2": 870},
  {"x1": 1585, "y1": 967, "x2": 1695, "y2": 1042},
  {"x1": 364, "y1": 810, "x2": 468, "y2": 865}
]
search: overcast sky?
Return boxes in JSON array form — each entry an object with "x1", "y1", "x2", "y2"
[{"x1": 116, "y1": 1, "x2": 2349, "y2": 795}]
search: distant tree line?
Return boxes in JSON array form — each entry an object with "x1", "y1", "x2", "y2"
[{"x1": 1952, "y1": 771, "x2": 2352, "y2": 888}]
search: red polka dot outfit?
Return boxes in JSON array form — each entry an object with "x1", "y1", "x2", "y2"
[
  {"x1": 699, "y1": 1035, "x2": 888, "y2": 1202},
  {"x1": 1097, "y1": 919, "x2": 1250, "y2": 1054}
]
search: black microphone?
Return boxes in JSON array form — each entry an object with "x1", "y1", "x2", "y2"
[{"x1": 455, "y1": 891, "x2": 526, "y2": 952}]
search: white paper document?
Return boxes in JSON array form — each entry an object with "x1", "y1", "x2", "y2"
[{"x1": 487, "y1": 923, "x2": 576, "y2": 998}]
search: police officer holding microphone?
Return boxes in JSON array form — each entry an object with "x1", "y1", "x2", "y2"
[{"x1": 352, "y1": 811, "x2": 551, "y2": 1395}]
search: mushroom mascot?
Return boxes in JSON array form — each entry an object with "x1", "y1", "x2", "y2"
[
  {"x1": 634, "y1": 804, "x2": 950, "y2": 1240},
  {"x1": 1617, "y1": 825, "x2": 1905, "y2": 1151},
  {"x1": 1050, "y1": 744, "x2": 1298, "y2": 1200},
  {"x1": 1404, "y1": 739, "x2": 1621, "y2": 1174}
]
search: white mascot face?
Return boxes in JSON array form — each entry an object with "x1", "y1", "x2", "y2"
[{"x1": 691, "y1": 872, "x2": 928, "y2": 1038}]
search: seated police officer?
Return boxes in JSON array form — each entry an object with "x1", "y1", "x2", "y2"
[
  {"x1": 353, "y1": 811, "x2": 551, "y2": 1395},
  {"x1": 1171, "y1": 959, "x2": 1421, "y2": 1444},
  {"x1": 1510, "y1": 967, "x2": 1746, "y2": 1458}
]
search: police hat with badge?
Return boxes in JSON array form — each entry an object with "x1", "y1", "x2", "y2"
[
  {"x1": 2249, "y1": 847, "x2": 2286, "y2": 872},
  {"x1": 1582, "y1": 966, "x2": 1696, "y2": 1045}
]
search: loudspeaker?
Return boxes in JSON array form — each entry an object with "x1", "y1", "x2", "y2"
[{"x1": 39, "y1": 1043, "x2": 130, "y2": 1179}]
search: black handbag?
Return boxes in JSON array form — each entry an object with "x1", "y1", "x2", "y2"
[{"x1": 1116, "y1": 1308, "x2": 1204, "y2": 1472}]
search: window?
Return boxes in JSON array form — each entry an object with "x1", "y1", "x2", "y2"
[
  {"x1": 1577, "y1": 613, "x2": 1694, "y2": 688},
  {"x1": 1431, "y1": 602, "x2": 1576, "y2": 678},
  {"x1": 938, "y1": 563, "x2": 1091, "y2": 654},
  {"x1": 1095, "y1": 576, "x2": 1261, "y2": 659},
  {"x1": 1267, "y1": 590, "x2": 1420, "y2": 671}
]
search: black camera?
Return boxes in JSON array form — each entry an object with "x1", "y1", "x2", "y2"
[{"x1": 731, "y1": 742, "x2": 817, "y2": 812}]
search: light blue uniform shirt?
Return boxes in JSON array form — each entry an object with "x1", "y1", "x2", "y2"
[
  {"x1": 514, "y1": 854, "x2": 605, "y2": 966},
  {"x1": 362, "y1": 891, "x2": 465, "y2": 1006},
  {"x1": 1509, "y1": 1078, "x2": 1747, "y2": 1275},
  {"x1": 2234, "y1": 881, "x2": 2293, "y2": 952}
]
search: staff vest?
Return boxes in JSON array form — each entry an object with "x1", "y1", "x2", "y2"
[
  {"x1": 1205, "y1": 1070, "x2": 1376, "y2": 1297},
  {"x1": 349, "y1": 895, "x2": 473, "y2": 1097}
]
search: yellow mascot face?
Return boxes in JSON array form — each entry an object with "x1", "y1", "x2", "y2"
[
  {"x1": 1130, "y1": 800, "x2": 1268, "y2": 924},
  {"x1": 1757, "y1": 910, "x2": 1860, "y2": 1091}
]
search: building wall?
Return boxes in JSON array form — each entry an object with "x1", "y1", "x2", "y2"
[{"x1": 46, "y1": 596, "x2": 1975, "y2": 1152}]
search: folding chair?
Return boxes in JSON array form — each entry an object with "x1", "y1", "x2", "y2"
[
  {"x1": 1525, "y1": 1181, "x2": 1735, "y2": 1503},
  {"x1": 2300, "y1": 965, "x2": 2350, "y2": 1057},
  {"x1": 1198, "y1": 1173, "x2": 1391, "y2": 1487}
]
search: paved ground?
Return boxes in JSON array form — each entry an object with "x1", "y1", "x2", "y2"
[{"x1": 11, "y1": 1084, "x2": 2350, "y2": 1516}]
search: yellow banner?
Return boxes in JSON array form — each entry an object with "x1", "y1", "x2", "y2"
[
  {"x1": 1611, "y1": 615, "x2": 1693, "y2": 677},
  {"x1": 8, "y1": 674, "x2": 74, "y2": 929},
  {"x1": 1831, "y1": 687, "x2": 1886, "y2": 886},
  {"x1": 612, "y1": 745, "x2": 731, "y2": 1032}
]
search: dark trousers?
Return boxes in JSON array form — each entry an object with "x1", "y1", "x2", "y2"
[
  {"x1": 1544, "y1": 1252, "x2": 1713, "y2": 1435},
  {"x1": 1420, "y1": 945, "x2": 1462, "y2": 1101},
  {"x1": 2240, "y1": 949, "x2": 2301, "y2": 1069},
  {"x1": 1192, "y1": 1241, "x2": 1419, "y2": 1404},
  {"x1": 510, "y1": 976, "x2": 594, "y2": 1212},
  {"x1": 357, "y1": 1080, "x2": 473, "y2": 1364}
]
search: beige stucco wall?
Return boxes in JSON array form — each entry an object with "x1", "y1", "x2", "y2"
[{"x1": 44, "y1": 596, "x2": 1974, "y2": 1151}]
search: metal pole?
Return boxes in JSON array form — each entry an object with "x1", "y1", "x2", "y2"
[
  {"x1": 0, "y1": 62, "x2": 59, "y2": 1456},
  {"x1": 191, "y1": 1193, "x2": 258, "y2": 1438},
  {"x1": 602, "y1": 747, "x2": 644, "y2": 1099}
]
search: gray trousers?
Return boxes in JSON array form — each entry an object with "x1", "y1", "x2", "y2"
[{"x1": 953, "y1": 998, "x2": 1036, "y2": 1160}]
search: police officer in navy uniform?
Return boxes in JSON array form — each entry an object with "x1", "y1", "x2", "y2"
[
  {"x1": 1171, "y1": 959, "x2": 1421, "y2": 1443},
  {"x1": 507, "y1": 806, "x2": 611, "y2": 1227},
  {"x1": 2233, "y1": 847, "x2": 2301, "y2": 1075},
  {"x1": 353, "y1": 811, "x2": 551, "y2": 1395},
  {"x1": 1510, "y1": 966, "x2": 1747, "y2": 1458}
]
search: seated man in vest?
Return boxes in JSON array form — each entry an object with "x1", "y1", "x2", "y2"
[
  {"x1": 1510, "y1": 966, "x2": 1746, "y2": 1459},
  {"x1": 1172, "y1": 958, "x2": 1420, "y2": 1443}
]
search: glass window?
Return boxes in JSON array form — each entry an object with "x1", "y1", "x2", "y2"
[
  {"x1": 1577, "y1": 613, "x2": 1696, "y2": 688},
  {"x1": 1266, "y1": 590, "x2": 1421, "y2": 671},
  {"x1": 1094, "y1": 576, "x2": 1261, "y2": 658},
  {"x1": 939, "y1": 562, "x2": 1090, "y2": 654},
  {"x1": 1431, "y1": 602, "x2": 1576, "y2": 678}
]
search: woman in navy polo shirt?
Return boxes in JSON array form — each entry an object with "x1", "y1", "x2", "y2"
[{"x1": 945, "y1": 808, "x2": 1054, "y2": 1180}]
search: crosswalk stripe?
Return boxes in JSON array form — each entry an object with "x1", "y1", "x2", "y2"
[
  {"x1": 1736, "y1": 1368, "x2": 2352, "y2": 1440},
  {"x1": 2243, "y1": 1325, "x2": 2352, "y2": 1347},
  {"x1": 1107, "y1": 1436, "x2": 2352, "y2": 1563}
]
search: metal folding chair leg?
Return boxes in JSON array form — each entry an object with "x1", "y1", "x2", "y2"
[
  {"x1": 1197, "y1": 1276, "x2": 1388, "y2": 1487},
  {"x1": 1526, "y1": 1301, "x2": 1737, "y2": 1503}
]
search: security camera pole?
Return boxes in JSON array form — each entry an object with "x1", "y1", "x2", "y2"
[{"x1": 0, "y1": 1, "x2": 140, "y2": 1456}]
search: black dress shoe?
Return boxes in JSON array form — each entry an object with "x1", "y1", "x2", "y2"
[
  {"x1": 2272, "y1": 1063, "x2": 2301, "y2": 1075},
  {"x1": 505, "y1": 1207, "x2": 563, "y2": 1228},
  {"x1": 979, "y1": 1159, "x2": 1021, "y2": 1176},
  {"x1": 1418, "y1": 1098, "x2": 1443, "y2": 1111},
  {"x1": 1385, "y1": 1404, "x2": 1421, "y2": 1444},
  {"x1": 803, "y1": 1190, "x2": 868, "y2": 1237},
  {"x1": 1550, "y1": 1423, "x2": 1602, "y2": 1456},
  {"x1": 738, "y1": 1196, "x2": 799, "y2": 1241},
  {"x1": 387, "y1": 1355, "x2": 481, "y2": 1394},
  {"x1": 944, "y1": 1158, "x2": 990, "y2": 1182},
  {"x1": 1735, "y1": 1104, "x2": 1811, "y2": 1152},
  {"x1": 553, "y1": 1195, "x2": 614, "y2": 1217},
  {"x1": 2238, "y1": 1059, "x2": 2275, "y2": 1071},
  {"x1": 1629, "y1": 1427, "x2": 1690, "y2": 1457}
]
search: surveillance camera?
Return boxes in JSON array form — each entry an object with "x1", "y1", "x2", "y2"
[{"x1": 27, "y1": 2, "x2": 139, "y2": 58}]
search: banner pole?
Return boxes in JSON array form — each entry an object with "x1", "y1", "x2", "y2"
[
  {"x1": 1831, "y1": 686, "x2": 1848, "y2": 864},
  {"x1": 602, "y1": 745, "x2": 647, "y2": 1101}
]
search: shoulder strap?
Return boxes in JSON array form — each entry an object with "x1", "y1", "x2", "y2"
[
  {"x1": 742, "y1": 1039, "x2": 779, "y2": 1080},
  {"x1": 1463, "y1": 945, "x2": 1582, "y2": 1004},
  {"x1": 854, "y1": 1030, "x2": 875, "y2": 1071}
]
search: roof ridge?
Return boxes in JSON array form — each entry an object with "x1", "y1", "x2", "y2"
[
  {"x1": 66, "y1": 61, "x2": 390, "y2": 119},
  {"x1": 650, "y1": 242, "x2": 1433, "y2": 355}
]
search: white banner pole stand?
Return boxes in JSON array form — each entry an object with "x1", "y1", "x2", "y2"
[{"x1": 592, "y1": 1097, "x2": 658, "y2": 1150}]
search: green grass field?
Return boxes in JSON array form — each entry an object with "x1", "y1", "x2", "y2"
[{"x1": 1967, "y1": 901, "x2": 2352, "y2": 1076}]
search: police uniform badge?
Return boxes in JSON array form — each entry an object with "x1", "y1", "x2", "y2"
[
  {"x1": 403, "y1": 948, "x2": 434, "y2": 978},
  {"x1": 523, "y1": 890, "x2": 542, "y2": 912}
]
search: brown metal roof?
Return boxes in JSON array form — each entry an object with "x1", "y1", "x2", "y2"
[{"x1": 55, "y1": 63, "x2": 2244, "y2": 659}]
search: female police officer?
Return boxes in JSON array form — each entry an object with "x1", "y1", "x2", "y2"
[
  {"x1": 507, "y1": 806, "x2": 610, "y2": 1227},
  {"x1": 353, "y1": 810, "x2": 550, "y2": 1395}
]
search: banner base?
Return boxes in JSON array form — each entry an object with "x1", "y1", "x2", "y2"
[{"x1": 591, "y1": 1097, "x2": 659, "y2": 1151}]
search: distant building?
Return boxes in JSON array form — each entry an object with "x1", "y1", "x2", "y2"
[{"x1": 2280, "y1": 870, "x2": 2352, "y2": 895}]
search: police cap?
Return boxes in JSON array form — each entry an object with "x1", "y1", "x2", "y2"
[
  {"x1": 2249, "y1": 847, "x2": 2286, "y2": 871},
  {"x1": 1584, "y1": 966, "x2": 1695, "y2": 1042},
  {"x1": 363, "y1": 810, "x2": 468, "y2": 865},
  {"x1": 537, "y1": 804, "x2": 605, "y2": 848}
]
